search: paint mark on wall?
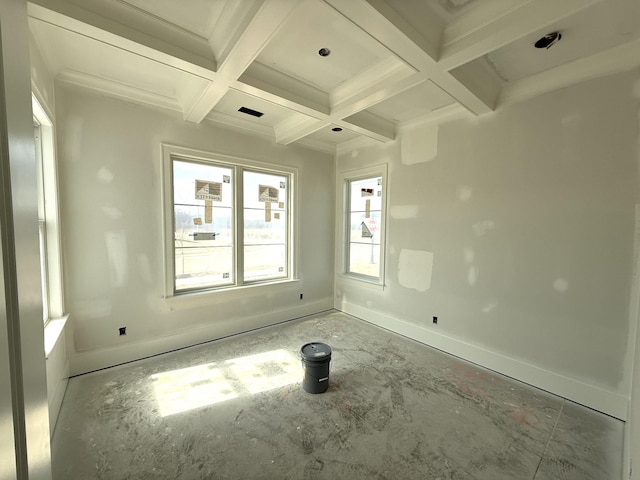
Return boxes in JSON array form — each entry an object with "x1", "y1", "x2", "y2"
[
  {"x1": 482, "y1": 301, "x2": 497, "y2": 313},
  {"x1": 136, "y1": 254, "x2": 153, "y2": 285},
  {"x1": 105, "y1": 231, "x2": 128, "y2": 288},
  {"x1": 97, "y1": 167, "x2": 114, "y2": 184},
  {"x1": 401, "y1": 125, "x2": 438, "y2": 165},
  {"x1": 457, "y1": 185, "x2": 472, "y2": 202},
  {"x1": 463, "y1": 247, "x2": 475, "y2": 264},
  {"x1": 398, "y1": 249, "x2": 434, "y2": 292},
  {"x1": 467, "y1": 266, "x2": 478, "y2": 286},
  {"x1": 389, "y1": 205, "x2": 419, "y2": 219},
  {"x1": 63, "y1": 115, "x2": 83, "y2": 163},
  {"x1": 101, "y1": 205, "x2": 122, "y2": 220},
  {"x1": 472, "y1": 220, "x2": 495, "y2": 237},
  {"x1": 553, "y1": 278, "x2": 569, "y2": 293}
]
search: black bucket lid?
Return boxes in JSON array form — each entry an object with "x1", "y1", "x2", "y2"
[{"x1": 300, "y1": 342, "x2": 332, "y2": 361}]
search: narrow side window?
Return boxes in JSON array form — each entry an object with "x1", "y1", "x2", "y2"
[{"x1": 341, "y1": 165, "x2": 387, "y2": 284}]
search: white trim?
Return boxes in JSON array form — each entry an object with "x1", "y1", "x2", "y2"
[
  {"x1": 69, "y1": 298, "x2": 334, "y2": 376},
  {"x1": 164, "y1": 279, "x2": 301, "y2": 310},
  {"x1": 336, "y1": 164, "x2": 388, "y2": 288},
  {"x1": 338, "y1": 301, "x2": 629, "y2": 421},
  {"x1": 336, "y1": 274, "x2": 385, "y2": 291},
  {"x1": 44, "y1": 315, "x2": 69, "y2": 359},
  {"x1": 32, "y1": 93, "x2": 66, "y2": 321},
  {"x1": 161, "y1": 143, "x2": 299, "y2": 304}
]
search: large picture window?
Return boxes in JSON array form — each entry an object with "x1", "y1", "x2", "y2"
[{"x1": 164, "y1": 146, "x2": 293, "y2": 295}]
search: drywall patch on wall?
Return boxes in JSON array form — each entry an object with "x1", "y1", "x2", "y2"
[
  {"x1": 398, "y1": 249, "x2": 434, "y2": 292},
  {"x1": 390, "y1": 205, "x2": 419, "y2": 219},
  {"x1": 401, "y1": 125, "x2": 439, "y2": 165}
]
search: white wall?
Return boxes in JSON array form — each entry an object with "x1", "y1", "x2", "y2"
[
  {"x1": 55, "y1": 84, "x2": 335, "y2": 375},
  {"x1": 336, "y1": 70, "x2": 639, "y2": 421}
]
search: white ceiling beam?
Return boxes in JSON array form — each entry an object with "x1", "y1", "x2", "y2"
[
  {"x1": 443, "y1": 0, "x2": 532, "y2": 48},
  {"x1": 57, "y1": 69, "x2": 182, "y2": 113},
  {"x1": 342, "y1": 111, "x2": 395, "y2": 142},
  {"x1": 231, "y1": 80, "x2": 328, "y2": 119},
  {"x1": 275, "y1": 116, "x2": 329, "y2": 145},
  {"x1": 183, "y1": 0, "x2": 302, "y2": 123},
  {"x1": 331, "y1": 71, "x2": 428, "y2": 120},
  {"x1": 324, "y1": 0, "x2": 493, "y2": 115},
  {"x1": 360, "y1": 0, "x2": 441, "y2": 61},
  {"x1": 438, "y1": 0, "x2": 603, "y2": 71},
  {"x1": 499, "y1": 37, "x2": 640, "y2": 107},
  {"x1": 237, "y1": 64, "x2": 330, "y2": 116},
  {"x1": 27, "y1": 1, "x2": 216, "y2": 76}
]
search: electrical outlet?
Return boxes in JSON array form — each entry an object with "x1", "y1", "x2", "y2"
[
  {"x1": 432, "y1": 316, "x2": 438, "y2": 325},
  {"x1": 119, "y1": 327, "x2": 127, "y2": 336}
]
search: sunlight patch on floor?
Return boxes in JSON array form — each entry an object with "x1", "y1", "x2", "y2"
[{"x1": 151, "y1": 349, "x2": 300, "y2": 416}]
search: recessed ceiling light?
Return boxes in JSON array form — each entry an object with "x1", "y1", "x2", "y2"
[
  {"x1": 332, "y1": 127, "x2": 342, "y2": 132},
  {"x1": 318, "y1": 48, "x2": 331, "y2": 57},
  {"x1": 534, "y1": 32, "x2": 562, "y2": 49}
]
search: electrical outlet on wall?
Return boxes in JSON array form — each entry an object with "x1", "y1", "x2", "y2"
[
  {"x1": 119, "y1": 327, "x2": 127, "y2": 336},
  {"x1": 432, "y1": 316, "x2": 438, "y2": 325}
]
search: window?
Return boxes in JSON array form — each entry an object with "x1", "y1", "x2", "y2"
[
  {"x1": 32, "y1": 94, "x2": 64, "y2": 325},
  {"x1": 164, "y1": 145, "x2": 294, "y2": 296},
  {"x1": 340, "y1": 165, "x2": 387, "y2": 284}
]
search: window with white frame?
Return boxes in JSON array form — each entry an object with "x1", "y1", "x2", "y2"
[
  {"x1": 32, "y1": 94, "x2": 64, "y2": 325},
  {"x1": 342, "y1": 165, "x2": 387, "y2": 283},
  {"x1": 164, "y1": 146, "x2": 294, "y2": 295}
]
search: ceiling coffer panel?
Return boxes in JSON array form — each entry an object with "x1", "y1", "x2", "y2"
[{"x1": 26, "y1": 0, "x2": 640, "y2": 153}]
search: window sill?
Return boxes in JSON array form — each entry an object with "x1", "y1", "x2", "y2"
[
  {"x1": 164, "y1": 279, "x2": 301, "y2": 310},
  {"x1": 44, "y1": 314, "x2": 69, "y2": 359},
  {"x1": 336, "y1": 274, "x2": 385, "y2": 291}
]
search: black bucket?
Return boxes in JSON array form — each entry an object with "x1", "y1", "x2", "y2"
[{"x1": 300, "y1": 342, "x2": 332, "y2": 394}]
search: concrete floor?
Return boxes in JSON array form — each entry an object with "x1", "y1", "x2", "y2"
[{"x1": 52, "y1": 310, "x2": 624, "y2": 479}]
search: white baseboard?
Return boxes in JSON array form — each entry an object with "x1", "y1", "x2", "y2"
[
  {"x1": 69, "y1": 297, "x2": 334, "y2": 376},
  {"x1": 339, "y1": 301, "x2": 629, "y2": 421},
  {"x1": 48, "y1": 366, "x2": 69, "y2": 438}
]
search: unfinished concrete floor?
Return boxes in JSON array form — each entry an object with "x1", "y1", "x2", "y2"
[{"x1": 52, "y1": 310, "x2": 624, "y2": 479}]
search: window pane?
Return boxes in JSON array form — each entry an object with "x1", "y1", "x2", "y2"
[
  {"x1": 243, "y1": 171, "x2": 288, "y2": 281},
  {"x1": 350, "y1": 177, "x2": 382, "y2": 212},
  {"x1": 244, "y1": 244, "x2": 286, "y2": 281},
  {"x1": 349, "y1": 243, "x2": 380, "y2": 277},
  {"x1": 175, "y1": 246, "x2": 233, "y2": 290},
  {"x1": 348, "y1": 211, "x2": 381, "y2": 244},
  {"x1": 346, "y1": 174, "x2": 383, "y2": 279},
  {"x1": 173, "y1": 159, "x2": 234, "y2": 291},
  {"x1": 38, "y1": 221, "x2": 49, "y2": 321}
]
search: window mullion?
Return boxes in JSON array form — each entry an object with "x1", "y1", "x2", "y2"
[{"x1": 236, "y1": 166, "x2": 244, "y2": 286}]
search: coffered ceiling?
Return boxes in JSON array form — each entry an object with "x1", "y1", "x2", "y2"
[{"x1": 28, "y1": 0, "x2": 640, "y2": 154}]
